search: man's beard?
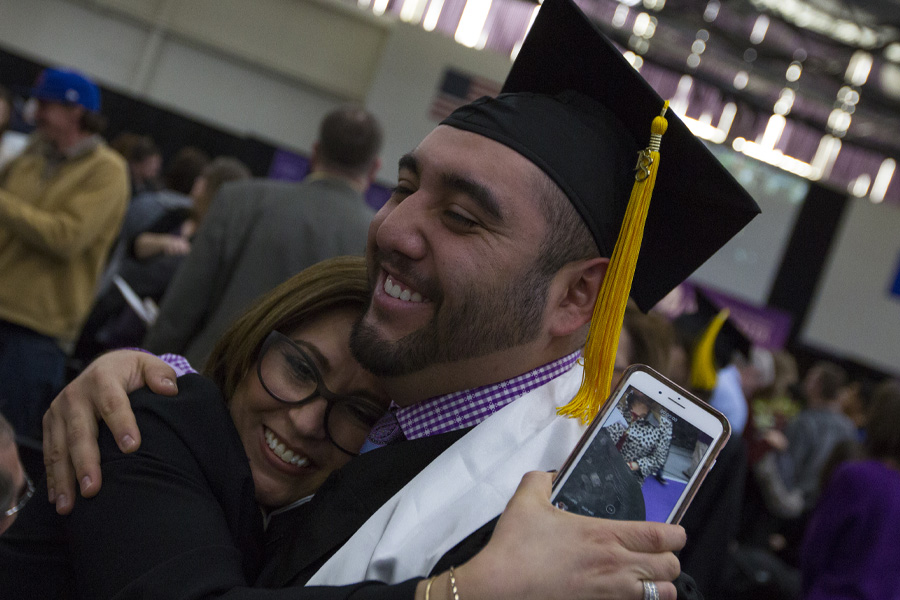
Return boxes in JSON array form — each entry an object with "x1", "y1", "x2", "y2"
[{"x1": 350, "y1": 260, "x2": 553, "y2": 378}]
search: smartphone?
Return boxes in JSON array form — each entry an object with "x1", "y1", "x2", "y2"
[{"x1": 551, "y1": 365, "x2": 730, "y2": 525}]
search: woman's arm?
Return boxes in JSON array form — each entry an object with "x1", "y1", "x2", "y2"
[
  {"x1": 43, "y1": 350, "x2": 178, "y2": 513},
  {"x1": 67, "y1": 376, "x2": 263, "y2": 599}
]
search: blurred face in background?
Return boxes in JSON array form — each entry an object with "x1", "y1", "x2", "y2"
[
  {"x1": 33, "y1": 99, "x2": 82, "y2": 148},
  {"x1": 0, "y1": 98, "x2": 11, "y2": 134}
]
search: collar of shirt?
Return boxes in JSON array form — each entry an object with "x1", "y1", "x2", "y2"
[{"x1": 393, "y1": 350, "x2": 582, "y2": 441}]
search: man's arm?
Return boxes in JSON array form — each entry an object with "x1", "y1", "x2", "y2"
[
  {"x1": 42, "y1": 350, "x2": 178, "y2": 513},
  {"x1": 143, "y1": 184, "x2": 240, "y2": 355},
  {"x1": 0, "y1": 160, "x2": 127, "y2": 259},
  {"x1": 429, "y1": 472, "x2": 683, "y2": 600}
]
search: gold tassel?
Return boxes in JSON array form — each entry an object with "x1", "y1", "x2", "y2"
[
  {"x1": 557, "y1": 102, "x2": 669, "y2": 424},
  {"x1": 690, "y1": 307, "x2": 730, "y2": 391}
]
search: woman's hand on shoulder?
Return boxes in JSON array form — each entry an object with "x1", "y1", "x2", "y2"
[{"x1": 42, "y1": 350, "x2": 178, "y2": 514}]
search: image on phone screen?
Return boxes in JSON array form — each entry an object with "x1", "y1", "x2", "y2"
[{"x1": 552, "y1": 384, "x2": 716, "y2": 523}]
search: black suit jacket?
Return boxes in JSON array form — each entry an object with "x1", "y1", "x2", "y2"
[
  {"x1": 0, "y1": 375, "x2": 269, "y2": 599},
  {"x1": 257, "y1": 429, "x2": 470, "y2": 588},
  {"x1": 257, "y1": 428, "x2": 702, "y2": 600}
]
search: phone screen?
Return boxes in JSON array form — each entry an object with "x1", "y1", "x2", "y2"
[{"x1": 551, "y1": 382, "x2": 719, "y2": 523}]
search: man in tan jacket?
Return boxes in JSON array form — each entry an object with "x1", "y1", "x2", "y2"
[{"x1": 0, "y1": 68, "x2": 128, "y2": 438}]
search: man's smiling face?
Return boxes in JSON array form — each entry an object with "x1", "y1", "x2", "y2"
[{"x1": 350, "y1": 125, "x2": 557, "y2": 380}]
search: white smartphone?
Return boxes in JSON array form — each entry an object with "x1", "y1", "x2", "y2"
[{"x1": 551, "y1": 365, "x2": 730, "y2": 525}]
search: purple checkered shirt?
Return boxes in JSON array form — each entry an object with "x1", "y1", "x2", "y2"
[
  {"x1": 151, "y1": 350, "x2": 198, "y2": 377},
  {"x1": 157, "y1": 349, "x2": 582, "y2": 445},
  {"x1": 370, "y1": 350, "x2": 582, "y2": 445}
]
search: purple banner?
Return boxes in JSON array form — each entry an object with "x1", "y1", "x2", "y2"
[
  {"x1": 268, "y1": 148, "x2": 392, "y2": 211},
  {"x1": 695, "y1": 286, "x2": 793, "y2": 350},
  {"x1": 892, "y1": 252, "x2": 900, "y2": 299}
]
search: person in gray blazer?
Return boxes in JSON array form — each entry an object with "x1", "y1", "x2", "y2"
[{"x1": 143, "y1": 106, "x2": 382, "y2": 367}]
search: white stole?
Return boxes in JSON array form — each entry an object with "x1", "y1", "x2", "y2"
[{"x1": 307, "y1": 363, "x2": 588, "y2": 586}]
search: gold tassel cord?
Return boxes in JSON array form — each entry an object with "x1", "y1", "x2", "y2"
[
  {"x1": 557, "y1": 102, "x2": 669, "y2": 424},
  {"x1": 690, "y1": 307, "x2": 730, "y2": 392}
]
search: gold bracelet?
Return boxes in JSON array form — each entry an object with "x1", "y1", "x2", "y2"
[
  {"x1": 448, "y1": 566, "x2": 460, "y2": 600},
  {"x1": 424, "y1": 576, "x2": 436, "y2": 600}
]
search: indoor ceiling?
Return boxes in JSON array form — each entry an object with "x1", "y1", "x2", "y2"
[{"x1": 580, "y1": 0, "x2": 900, "y2": 159}]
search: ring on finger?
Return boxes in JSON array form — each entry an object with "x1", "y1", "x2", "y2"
[{"x1": 642, "y1": 580, "x2": 660, "y2": 600}]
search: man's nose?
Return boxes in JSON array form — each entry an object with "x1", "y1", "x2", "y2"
[{"x1": 373, "y1": 194, "x2": 429, "y2": 262}]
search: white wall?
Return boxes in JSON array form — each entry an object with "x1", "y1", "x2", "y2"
[
  {"x1": 0, "y1": 0, "x2": 512, "y2": 183},
  {"x1": 690, "y1": 145, "x2": 808, "y2": 305},
  {"x1": 800, "y1": 198, "x2": 900, "y2": 376}
]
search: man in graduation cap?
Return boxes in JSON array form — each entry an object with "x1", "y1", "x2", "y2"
[{"x1": 41, "y1": 0, "x2": 758, "y2": 597}]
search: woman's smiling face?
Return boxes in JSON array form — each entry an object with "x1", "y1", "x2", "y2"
[{"x1": 229, "y1": 307, "x2": 389, "y2": 509}]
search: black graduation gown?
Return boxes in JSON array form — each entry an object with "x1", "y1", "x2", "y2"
[{"x1": 257, "y1": 429, "x2": 703, "y2": 600}]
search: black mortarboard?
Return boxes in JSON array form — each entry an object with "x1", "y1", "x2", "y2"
[
  {"x1": 441, "y1": 0, "x2": 760, "y2": 420},
  {"x1": 442, "y1": 0, "x2": 760, "y2": 311}
]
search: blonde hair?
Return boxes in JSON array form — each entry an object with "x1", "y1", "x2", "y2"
[{"x1": 204, "y1": 256, "x2": 370, "y2": 401}]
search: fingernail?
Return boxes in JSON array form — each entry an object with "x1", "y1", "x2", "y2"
[
  {"x1": 48, "y1": 487, "x2": 56, "y2": 502},
  {"x1": 160, "y1": 377, "x2": 177, "y2": 390},
  {"x1": 57, "y1": 494, "x2": 69, "y2": 510},
  {"x1": 121, "y1": 434, "x2": 137, "y2": 450},
  {"x1": 81, "y1": 475, "x2": 92, "y2": 491}
]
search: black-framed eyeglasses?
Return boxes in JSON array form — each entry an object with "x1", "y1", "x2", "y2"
[
  {"x1": 257, "y1": 331, "x2": 386, "y2": 456},
  {"x1": 4, "y1": 473, "x2": 34, "y2": 518}
]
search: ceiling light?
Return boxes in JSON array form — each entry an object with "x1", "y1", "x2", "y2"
[
  {"x1": 733, "y1": 70, "x2": 749, "y2": 89},
  {"x1": 786, "y1": 62, "x2": 802, "y2": 82},
  {"x1": 633, "y1": 12, "x2": 651, "y2": 37},
  {"x1": 423, "y1": 0, "x2": 444, "y2": 31},
  {"x1": 703, "y1": 0, "x2": 720, "y2": 22},
  {"x1": 750, "y1": 15, "x2": 770, "y2": 45},
  {"x1": 372, "y1": 0, "x2": 390, "y2": 15},
  {"x1": 455, "y1": 0, "x2": 492, "y2": 48},
  {"x1": 846, "y1": 51, "x2": 873, "y2": 86},
  {"x1": 849, "y1": 173, "x2": 871, "y2": 198},
  {"x1": 886, "y1": 43, "x2": 900, "y2": 63},
  {"x1": 870, "y1": 159, "x2": 896, "y2": 203},
  {"x1": 612, "y1": 4, "x2": 630, "y2": 28}
]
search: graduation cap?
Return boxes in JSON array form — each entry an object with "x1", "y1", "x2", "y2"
[
  {"x1": 441, "y1": 0, "x2": 760, "y2": 421},
  {"x1": 673, "y1": 290, "x2": 753, "y2": 391}
]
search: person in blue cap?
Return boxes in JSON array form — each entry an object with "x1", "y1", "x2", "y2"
[{"x1": 0, "y1": 68, "x2": 129, "y2": 439}]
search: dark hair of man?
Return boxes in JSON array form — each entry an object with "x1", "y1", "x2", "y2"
[
  {"x1": 317, "y1": 106, "x2": 383, "y2": 177},
  {"x1": 192, "y1": 156, "x2": 252, "y2": 222},
  {"x1": 865, "y1": 379, "x2": 900, "y2": 463},
  {"x1": 79, "y1": 110, "x2": 108, "y2": 135},
  {"x1": 163, "y1": 146, "x2": 211, "y2": 195},
  {"x1": 130, "y1": 135, "x2": 161, "y2": 163},
  {"x1": 812, "y1": 361, "x2": 848, "y2": 402},
  {"x1": 0, "y1": 413, "x2": 15, "y2": 511},
  {"x1": 624, "y1": 306, "x2": 674, "y2": 374},
  {"x1": 532, "y1": 170, "x2": 599, "y2": 276},
  {"x1": 0, "y1": 85, "x2": 12, "y2": 135}
]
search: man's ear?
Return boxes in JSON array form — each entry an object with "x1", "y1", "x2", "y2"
[{"x1": 545, "y1": 257, "x2": 608, "y2": 338}]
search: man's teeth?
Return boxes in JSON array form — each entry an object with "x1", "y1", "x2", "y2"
[
  {"x1": 384, "y1": 276, "x2": 424, "y2": 303},
  {"x1": 265, "y1": 429, "x2": 309, "y2": 467}
]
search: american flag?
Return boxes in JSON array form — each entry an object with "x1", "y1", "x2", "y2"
[{"x1": 428, "y1": 68, "x2": 502, "y2": 122}]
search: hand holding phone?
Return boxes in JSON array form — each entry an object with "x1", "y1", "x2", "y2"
[{"x1": 551, "y1": 365, "x2": 730, "y2": 524}]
